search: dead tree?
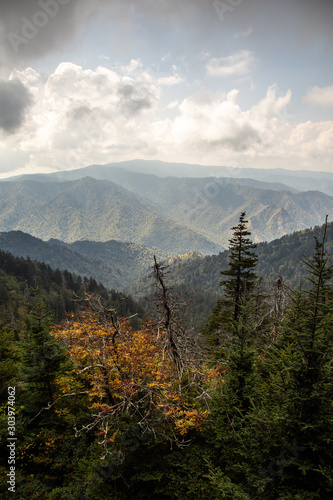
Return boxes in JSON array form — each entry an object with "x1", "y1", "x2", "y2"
[
  {"x1": 270, "y1": 276, "x2": 286, "y2": 341},
  {"x1": 151, "y1": 256, "x2": 184, "y2": 375},
  {"x1": 148, "y1": 256, "x2": 207, "y2": 381}
]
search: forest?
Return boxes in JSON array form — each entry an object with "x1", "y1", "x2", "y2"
[{"x1": 0, "y1": 213, "x2": 332, "y2": 499}]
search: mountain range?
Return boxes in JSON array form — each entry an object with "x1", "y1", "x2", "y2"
[
  {"x1": 11, "y1": 159, "x2": 333, "y2": 196},
  {"x1": 0, "y1": 176, "x2": 222, "y2": 255},
  {"x1": 1, "y1": 160, "x2": 333, "y2": 252},
  {"x1": 1, "y1": 223, "x2": 332, "y2": 328}
]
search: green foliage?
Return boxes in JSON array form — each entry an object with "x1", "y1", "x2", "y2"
[
  {"x1": 0, "y1": 177, "x2": 221, "y2": 256},
  {"x1": 262, "y1": 227, "x2": 333, "y2": 497},
  {"x1": 1, "y1": 220, "x2": 333, "y2": 498},
  {"x1": 203, "y1": 213, "x2": 259, "y2": 348},
  {"x1": 0, "y1": 329, "x2": 20, "y2": 400},
  {"x1": 220, "y1": 212, "x2": 258, "y2": 323}
]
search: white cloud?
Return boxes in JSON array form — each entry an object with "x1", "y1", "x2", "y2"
[
  {"x1": 149, "y1": 87, "x2": 293, "y2": 161},
  {"x1": 283, "y1": 121, "x2": 333, "y2": 157},
  {"x1": 4, "y1": 62, "x2": 160, "y2": 172},
  {"x1": 206, "y1": 50, "x2": 256, "y2": 78},
  {"x1": 0, "y1": 63, "x2": 332, "y2": 177},
  {"x1": 167, "y1": 100, "x2": 179, "y2": 109},
  {"x1": 304, "y1": 85, "x2": 333, "y2": 107},
  {"x1": 157, "y1": 74, "x2": 183, "y2": 86}
]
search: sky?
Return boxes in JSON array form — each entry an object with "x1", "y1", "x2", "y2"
[{"x1": 0, "y1": 0, "x2": 332, "y2": 178}]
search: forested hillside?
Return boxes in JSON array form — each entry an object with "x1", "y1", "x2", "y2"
[
  {"x1": 139, "y1": 221, "x2": 333, "y2": 294},
  {"x1": 130, "y1": 222, "x2": 333, "y2": 327},
  {"x1": 0, "y1": 178, "x2": 222, "y2": 255},
  {"x1": 1, "y1": 215, "x2": 332, "y2": 499},
  {"x1": 0, "y1": 249, "x2": 146, "y2": 328},
  {"x1": 2, "y1": 168, "x2": 333, "y2": 250},
  {"x1": 0, "y1": 231, "x2": 168, "y2": 292},
  {"x1": 2, "y1": 223, "x2": 333, "y2": 330}
]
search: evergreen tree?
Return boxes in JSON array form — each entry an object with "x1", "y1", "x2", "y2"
[
  {"x1": 220, "y1": 212, "x2": 258, "y2": 325},
  {"x1": 22, "y1": 288, "x2": 65, "y2": 411},
  {"x1": 203, "y1": 212, "x2": 258, "y2": 347},
  {"x1": 257, "y1": 220, "x2": 333, "y2": 498}
]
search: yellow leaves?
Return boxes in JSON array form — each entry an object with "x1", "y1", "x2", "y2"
[
  {"x1": 52, "y1": 314, "x2": 174, "y2": 398},
  {"x1": 91, "y1": 402, "x2": 114, "y2": 413},
  {"x1": 51, "y1": 311, "x2": 210, "y2": 439},
  {"x1": 89, "y1": 386, "x2": 106, "y2": 399},
  {"x1": 108, "y1": 431, "x2": 117, "y2": 443},
  {"x1": 55, "y1": 374, "x2": 75, "y2": 394},
  {"x1": 166, "y1": 407, "x2": 209, "y2": 436}
]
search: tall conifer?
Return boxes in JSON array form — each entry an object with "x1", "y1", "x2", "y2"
[{"x1": 220, "y1": 212, "x2": 258, "y2": 323}]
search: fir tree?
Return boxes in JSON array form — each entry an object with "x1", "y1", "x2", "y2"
[
  {"x1": 22, "y1": 288, "x2": 65, "y2": 411},
  {"x1": 220, "y1": 212, "x2": 258, "y2": 325},
  {"x1": 203, "y1": 212, "x2": 258, "y2": 347},
  {"x1": 260, "y1": 218, "x2": 333, "y2": 498}
]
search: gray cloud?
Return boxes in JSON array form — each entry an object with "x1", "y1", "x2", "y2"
[
  {"x1": 69, "y1": 105, "x2": 93, "y2": 120},
  {"x1": 1, "y1": 0, "x2": 75, "y2": 66},
  {"x1": 0, "y1": 0, "x2": 212, "y2": 68},
  {"x1": 0, "y1": 0, "x2": 111, "y2": 68},
  {"x1": 117, "y1": 82, "x2": 156, "y2": 115},
  {"x1": 0, "y1": 78, "x2": 32, "y2": 133},
  {"x1": 0, "y1": 0, "x2": 332, "y2": 70}
]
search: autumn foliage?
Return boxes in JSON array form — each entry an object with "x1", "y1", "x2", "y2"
[{"x1": 52, "y1": 312, "x2": 209, "y2": 445}]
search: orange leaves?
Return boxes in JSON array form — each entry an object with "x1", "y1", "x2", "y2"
[
  {"x1": 165, "y1": 406, "x2": 209, "y2": 435},
  {"x1": 53, "y1": 314, "x2": 173, "y2": 400},
  {"x1": 52, "y1": 312, "x2": 209, "y2": 439}
]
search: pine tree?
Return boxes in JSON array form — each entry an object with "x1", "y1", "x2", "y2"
[
  {"x1": 22, "y1": 288, "x2": 65, "y2": 412},
  {"x1": 260, "y1": 218, "x2": 333, "y2": 497},
  {"x1": 220, "y1": 212, "x2": 258, "y2": 325},
  {"x1": 203, "y1": 213, "x2": 258, "y2": 348}
]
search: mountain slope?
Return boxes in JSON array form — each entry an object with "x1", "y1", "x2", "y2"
[
  {"x1": 0, "y1": 177, "x2": 222, "y2": 255},
  {"x1": 2, "y1": 166, "x2": 333, "y2": 250},
  {"x1": 133, "y1": 221, "x2": 333, "y2": 298},
  {"x1": 0, "y1": 231, "x2": 168, "y2": 291},
  {"x1": 118, "y1": 178, "x2": 333, "y2": 246},
  {"x1": 67, "y1": 174, "x2": 332, "y2": 247},
  {"x1": 5, "y1": 166, "x2": 333, "y2": 248}
]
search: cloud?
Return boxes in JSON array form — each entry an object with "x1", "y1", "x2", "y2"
[
  {"x1": 0, "y1": 0, "x2": 332, "y2": 72},
  {"x1": 304, "y1": 85, "x2": 333, "y2": 107},
  {"x1": 161, "y1": 86, "x2": 292, "y2": 155},
  {"x1": 1, "y1": 62, "x2": 332, "y2": 176},
  {"x1": 0, "y1": 78, "x2": 32, "y2": 133},
  {"x1": 3, "y1": 61, "x2": 160, "y2": 172},
  {"x1": 284, "y1": 121, "x2": 333, "y2": 157},
  {"x1": 206, "y1": 50, "x2": 256, "y2": 78},
  {"x1": 136, "y1": 85, "x2": 333, "y2": 170},
  {"x1": 117, "y1": 78, "x2": 158, "y2": 115},
  {"x1": 157, "y1": 74, "x2": 183, "y2": 86}
]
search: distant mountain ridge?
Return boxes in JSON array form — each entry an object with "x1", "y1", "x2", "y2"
[
  {"x1": 0, "y1": 177, "x2": 222, "y2": 255},
  {"x1": 7, "y1": 158, "x2": 333, "y2": 195},
  {"x1": 1, "y1": 160, "x2": 333, "y2": 250}
]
